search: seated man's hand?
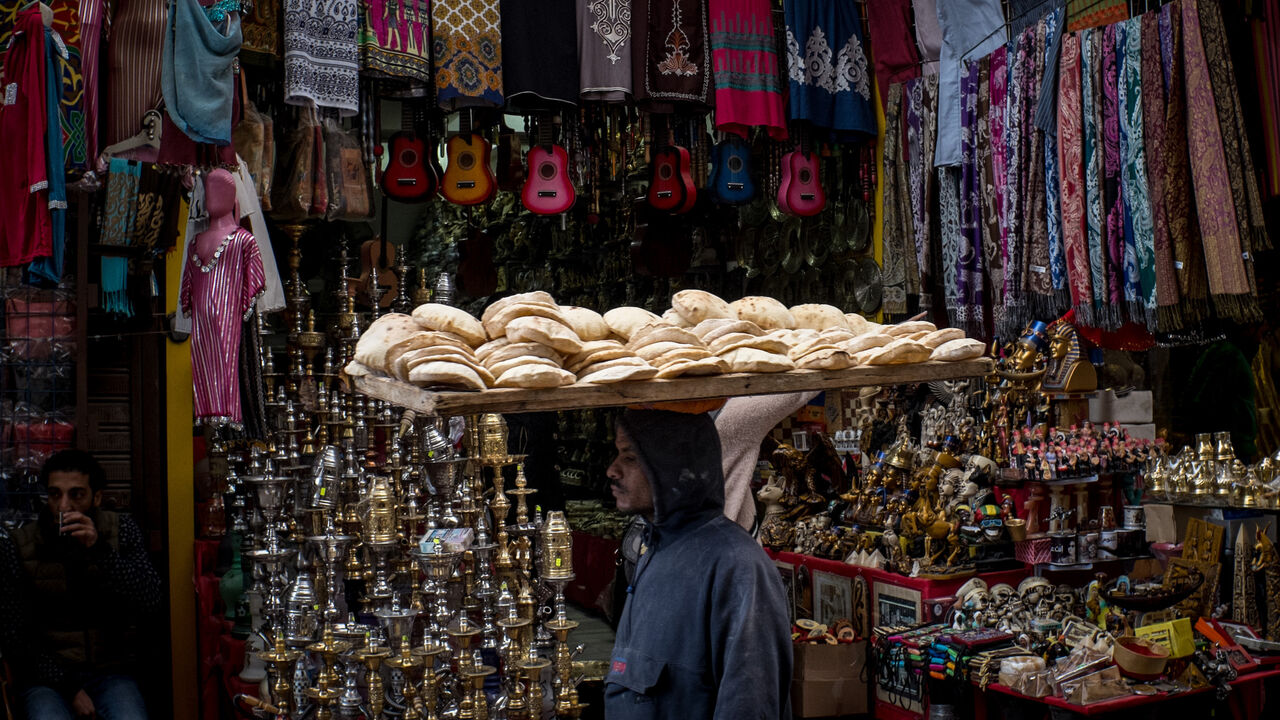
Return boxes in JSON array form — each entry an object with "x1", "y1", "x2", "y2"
[
  {"x1": 60, "y1": 511, "x2": 98, "y2": 548},
  {"x1": 71, "y1": 689, "x2": 95, "y2": 717}
]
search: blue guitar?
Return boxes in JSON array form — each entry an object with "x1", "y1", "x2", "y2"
[{"x1": 709, "y1": 136, "x2": 756, "y2": 205}]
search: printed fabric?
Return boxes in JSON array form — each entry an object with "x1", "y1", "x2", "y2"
[
  {"x1": 709, "y1": 0, "x2": 786, "y2": 140},
  {"x1": 957, "y1": 60, "x2": 984, "y2": 335},
  {"x1": 1043, "y1": 8, "x2": 1068, "y2": 301},
  {"x1": 905, "y1": 74, "x2": 938, "y2": 293},
  {"x1": 285, "y1": 0, "x2": 360, "y2": 115},
  {"x1": 783, "y1": 0, "x2": 875, "y2": 136},
  {"x1": 579, "y1": 0, "x2": 634, "y2": 101},
  {"x1": 632, "y1": 0, "x2": 712, "y2": 110},
  {"x1": 1100, "y1": 23, "x2": 1124, "y2": 327},
  {"x1": 1058, "y1": 31, "x2": 1094, "y2": 326},
  {"x1": 1141, "y1": 9, "x2": 1180, "y2": 328},
  {"x1": 882, "y1": 83, "x2": 908, "y2": 315},
  {"x1": 988, "y1": 45, "x2": 1008, "y2": 296},
  {"x1": 865, "y1": 0, "x2": 921, "y2": 105},
  {"x1": 1082, "y1": 28, "x2": 1107, "y2": 326},
  {"x1": 0, "y1": 8, "x2": 51, "y2": 269},
  {"x1": 359, "y1": 0, "x2": 432, "y2": 82}
]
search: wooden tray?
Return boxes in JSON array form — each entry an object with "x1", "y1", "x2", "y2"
[{"x1": 350, "y1": 358, "x2": 993, "y2": 415}]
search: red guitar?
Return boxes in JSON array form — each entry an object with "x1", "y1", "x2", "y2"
[
  {"x1": 381, "y1": 101, "x2": 437, "y2": 202},
  {"x1": 778, "y1": 149, "x2": 826, "y2": 217},
  {"x1": 648, "y1": 145, "x2": 696, "y2": 213},
  {"x1": 521, "y1": 114, "x2": 575, "y2": 215}
]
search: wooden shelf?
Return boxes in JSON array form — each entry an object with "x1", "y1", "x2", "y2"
[{"x1": 351, "y1": 358, "x2": 994, "y2": 416}]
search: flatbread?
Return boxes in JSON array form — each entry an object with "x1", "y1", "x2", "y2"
[
  {"x1": 402, "y1": 350, "x2": 495, "y2": 386},
  {"x1": 482, "y1": 302, "x2": 570, "y2": 340},
  {"x1": 721, "y1": 347, "x2": 795, "y2": 373},
  {"x1": 567, "y1": 343, "x2": 633, "y2": 373},
  {"x1": 560, "y1": 306, "x2": 612, "y2": 341},
  {"x1": 505, "y1": 316, "x2": 585, "y2": 355},
  {"x1": 577, "y1": 357, "x2": 653, "y2": 374},
  {"x1": 485, "y1": 355, "x2": 562, "y2": 377},
  {"x1": 845, "y1": 313, "x2": 873, "y2": 335},
  {"x1": 475, "y1": 337, "x2": 512, "y2": 361},
  {"x1": 672, "y1": 289, "x2": 734, "y2": 324},
  {"x1": 411, "y1": 303, "x2": 487, "y2": 346},
  {"x1": 729, "y1": 296, "x2": 796, "y2": 329},
  {"x1": 494, "y1": 364, "x2": 576, "y2": 388},
  {"x1": 788, "y1": 340, "x2": 842, "y2": 361},
  {"x1": 843, "y1": 334, "x2": 894, "y2": 354},
  {"x1": 407, "y1": 361, "x2": 486, "y2": 390},
  {"x1": 577, "y1": 364, "x2": 659, "y2": 384},
  {"x1": 710, "y1": 334, "x2": 791, "y2": 356},
  {"x1": 920, "y1": 328, "x2": 966, "y2": 349},
  {"x1": 392, "y1": 345, "x2": 482, "y2": 381},
  {"x1": 790, "y1": 303, "x2": 852, "y2": 331},
  {"x1": 353, "y1": 313, "x2": 419, "y2": 371},
  {"x1": 635, "y1": 341, "x2": 694, "y2": 362},
  {"x1": 481, "y1": 291, "x2": 557, "y2": 325},
  {"x1": 819, "y1": 329, "x2": 857, "y2": 344},
  {"x1": 931, "y1": 338, "x2": 986, "y2": 361},
  {"x1": 698, "y1": 319, "x2": 765, "y2": 345},
  {"x1": 884, "y1": 320, "x2": 937, "y2": 337},
  {"x1": 482, "y1": 342, "x2": 563, "y2": 368},
  {"x1": 865, "y1": 339, "x2": 932, "y2": 365},
  {"x1": 650, "y1": 346, "x2": 714, "y2": 366},
  {"x1": 796, "y1": 348, "x2": 854, "y2": 370},
  {"x1": 654, "y1": 356, "x2": 728, "y2": 378},
  {"x1": 343, "y1": 361, "x2": 371, "y2": 377},
  {"x1": 603, "y1": 307, "x2": 661, "y2": 340},
  {"x1": 384, "y1": 331, "x2": 474, "y2": 375},
  {"x1": 661, "y1": 308, "x2": 695, "y2": 328},
  {"x1": 628, "y1": 324, "x2": 703, "y2": 350}
]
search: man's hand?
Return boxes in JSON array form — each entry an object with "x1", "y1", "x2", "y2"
[
  {"x1": 71, "y1": 689, "x2": 95, "y2": 717},
  {"x1": 59, "y1": 511, "x2": 98, "y2": 548}
]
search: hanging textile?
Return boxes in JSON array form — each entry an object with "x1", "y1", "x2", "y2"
[
  {"x1": 1181, "y1": 0, "x2": 1261, "y2": 322},
  {"x1": 866, "y1": 0, "x2": 922, "y2": 106},
  {"x1": 1082, "y1": 28, "x2": 1109, "y2": 327},
  {"x1": 976, "y1": 55, "x2": 1001, "y2": 299},
  {"x1": 1115, "y1": 21, "x2": 1140, "y2": 321},
  {"x1": 162, "y1": 0, "x2": 241, "y2": 145},
  {"x1": 1253, "y1": 0, "x2": 1280, "y2": 196},
  {"x1": 1042, "y1": 8, "x2": 1068, "y2": 306},
  {"x1": 709, "y1": 0, "x2": 787, "y2": 140},
  {"x1": 782, "y1": 0, "x2": 874, "y2": 135},
  {"x1": 1035, "y1": 3, "x2": 1065, "y2": 133},
  {"x1": 882, "y1": 83, "x2": 910, "y2": 316},
  {"x1": 579, "y1": 0, "x2": 634, "y2": 101},
  {"x1": 632, "y1": 0, "x2": 712, "y2": 111},
  {"x1": 1120, "y1": 18, "x2": 1157, "y2": 326},
  {"x1": 938, "y1": 167, "x2": 963, "y2": 323},
  {"x1": 285, "y1": 0, "x2": 359, "y2": 114},
  {"x1": 241, "y1": 0, "x2": 281, "y2": 56},
  {"x1": 957, "y1": 60, "x2": 985, "y2": 334},
  {"x1": 104, "y1": 0, "x2": 167, "y2": 150},
  {"x1": 1141, "y1": 11, "x2": 1180, "y2": 329},
  {"x1": 359, "y1": 0, "x2": 432, "y2": 82},
  {"x1": 1099, "y1": 23, "x2": 1125, "y2": 328},
  {"x1": 28, "y1": 21, "x2": 69, "y2": 286},
  {"x1": 502, "y1": 0, "x2": 579, "y2": 109},
  {"x1": 905, "y1": 74, "x2": 938, "y2": 296},
  {"x1": 988, "y1": 46, "x2": 1008, "y2": 298},
  {"x1": 1059, "y1": 30, "x2": 1094, "y2": 326},
  {"x1": 0, "y1": 7, "x2": 51, "y2": 269},
  {"x1": 1000, "y1": 30, "x2": 1028, "y2": 336},
  {"x1": 1023, "y1": 20, "x2": 1054, "y2": 321},
  {"x1": 911, "y1": 0, "x2": 943, "y2": 73},
  {"x1": 1067, "y1": 0, "x2": 1126, "y2": 31},
  {"x1": 100, "y1": 159, "x2": 141, "y2": 317},
  {"x1": 1160, "y1": 2, "x2": 1210, "y2": 328},
  {"x1": 933, "y1": 0, "x2": 1005, "y2": 166}
]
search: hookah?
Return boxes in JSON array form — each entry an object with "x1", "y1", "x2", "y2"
[
  {"x1": 541, "y1": 510, "x2": 586, "y2": 718},
  {"x1": 354, "y1": 631, "x2": 391, "y2": 719},
  {"x1": 304, "y1": 624, "x2": 350, "y2": 720}
]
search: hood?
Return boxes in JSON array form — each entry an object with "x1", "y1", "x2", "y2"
[{"x1": 618, "y1": 409, "x2": 725, "y2": 530}]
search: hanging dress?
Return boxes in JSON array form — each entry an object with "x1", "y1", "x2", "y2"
[
  {"x1": 631, "y1": 0, "x2": 712, "y2": 111},
  {"x1": 783, "y1": 0, "x2": 875, "y2": 136},
  {"x1": 0, "y1": 7, "x2": 51, "y2": 268},
  {"x1": 359, "y1": 0, "x2": 432, "y2": 82},
  {"x1": 708, "y1": 0, "x2": 786, "y2": 140},
  {"x1": 501, "y1": 0, "x2": 578, "y2": 109},
  {"x1": 578, "y1": 0, "x2": 633, "y2": 101},
  {"x1": 433, "y1": 0, "x2": 504, "y2": 109},
  {"x1": 284, "y1": 0, "x2": 360, "y2": 115}
]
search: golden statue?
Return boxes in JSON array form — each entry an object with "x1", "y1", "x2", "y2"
[{"x1": 1042, "y1": 321, "x2": 1097, "y2": 393}]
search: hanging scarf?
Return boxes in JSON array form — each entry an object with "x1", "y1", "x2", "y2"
[
  {"x1": 957, "y1": 60, "x2": 985, "y2": 334},
  {"x1": 1181, "y1": 0, "x2": 1262, "y2": 322},
  {"x1": 1043, "y1": 9, "x2": 1068, "y2": 305},
  {"x1": 906, "y1": 74, "x2": 938, "y2": 296},
  {"x1": 1253, "y1": 0, "x2": 1280, "y2": 197},
  {"x1": 101, "y1": 159, "x2": 140, "y2": 317},
  {"x1": 1141, "y1": 11, "x2": 1181, "y2": 329},
  {"x1": 161, "y1": 0, "x2": 242, "y2": 144},
  {"x1": 1199, "y1": 0, "x2": 1269, "y2": 253},
  {"x1": 1161, "y1": 2, "x2": 1211, "y2": 328},
  {"x1": 1023, "y1": 20, "x2": 1054, "y2": 322},
  {"x1": 1082, "y1": 29, "x2": 1108, "y2": 328},
  {"x1": 938, "y1": 166, "x2": 964, "y2": 325},
  {"x1": 866, "y1": 0, "x2": 922, "y2": 107},
  {"x1": 1058, "y1": 31, "x2": 1094, "y2": 327},
  {"x1": 977, "y1": 55, "x2": 1002, "y2": 303},
  {"x1": 882, "y1": 83, "x2": 910, "y2": 315},
  {"x1": 1000, "y1": 36, "x2": 1026, "y2": 336},
  {"x1": 1116, "y1": 22, "x2": 1142, "y2": 323},
  {"x1": 1122, "y1": 17, "x2": 1157, "y2": 327},
  {"x1": 1100, "y1": 24, "x2": 1125, "y2": 329},
  {"x1": 988, "y1": 46, "x2": 1009, "y2": 298}
]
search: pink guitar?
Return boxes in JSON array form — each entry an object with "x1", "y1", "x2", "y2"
[
  {"x1": 778, "y1": 150, "x2": 826, "y2": 217},
  {"x1": 521, "y1": 115, "x2": 576, "y2": 215}
]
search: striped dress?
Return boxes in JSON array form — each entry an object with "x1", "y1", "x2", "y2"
[{"x1": 180, "y1": 227, "x2": 265, "y2": 426}]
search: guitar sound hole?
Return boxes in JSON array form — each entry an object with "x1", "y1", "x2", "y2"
[
  {"x1": 798, "y1": 168, "x2": 812, "y2": 184},
  {"x1": 658, "y1": 164, "x2": 673, "y2": 181},
  {"x1": 459, "y1": 153, "x2": 475, "y2": 171},
  {"x1": 727, "y1": 156, "x2": 743, "y2": 173},
  {"x1": 538, "y1": 162, "x2": 556, "y2": 180},
  {"x1": 399, "y1": 149, "x2": 418, "y2": 166}
]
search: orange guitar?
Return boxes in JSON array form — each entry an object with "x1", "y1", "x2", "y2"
[{"x1": 441, "y1": 111, "x2": 496, "y2": 206}]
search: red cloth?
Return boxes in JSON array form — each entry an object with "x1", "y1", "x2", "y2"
[
  {"x1": 0, "y1": 8, "x2": 52, "y2": 267},
  {"x1": 865, "y1": 0, "x2": 922, "y2": 107}
]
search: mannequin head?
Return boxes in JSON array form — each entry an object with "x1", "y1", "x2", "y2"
[{"x1": 204, "y1": 168, "x2": 237, "y2": 221}]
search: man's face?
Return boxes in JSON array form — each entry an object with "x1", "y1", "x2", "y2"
[
  {"x1": 46, "y1": 471, "x2": 100, "y2": 516},
  {"x1": 607, "y1": 428, "x2": 653, "y2": 516}
]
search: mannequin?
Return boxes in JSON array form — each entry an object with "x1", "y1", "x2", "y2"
[{"x1": 182, "y1": 168, "x2": 265, "y2": 426}]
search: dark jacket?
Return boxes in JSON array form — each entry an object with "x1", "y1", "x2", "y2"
[
  {"x1": 605, "y1": 410, "x2": 792, "y2": 720},
  {"x1": 0, "y1": 509, "x2": 162, "y2": 699}
]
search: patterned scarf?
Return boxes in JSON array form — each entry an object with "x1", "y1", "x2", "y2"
[
  {"x1": 1100, "y1": 24, "x2": 1125, "y2": 329},
  {"x1": 1082, "y1": 29, "x2": 1107, "y2": 327},
  {"x1": 1116, "y1": 22, "x2": 1142, "y2": 323},
  {"x1": 1253, "y1": 0, "x2": 1280, "y2": 197},
  {"x1": 1024, "y1": 20, "x2": 1054, "y2": 321},
  {"x1": 1161, "y1": 2, "x2": 1211, "y2": 328},
  {"x1": 987, "y1": 46, "x2": 1009, "y2": 298},
  {"x1": 882, "y1": 82, "x2": 909, "y2": 315},
  {"x1": 1141, "y1": 11, "x2": 1181, "y2": 329},
  {"x1": 906, "y1": 74, "x2": 939, "y2": 297},
  {"x1": 1000, "y1": 33, "x2": 1027, "y2": 336},
  {"x1": 977, "y1": 55, "x2": 1000, "y2": 288},
  {"x1": 1058, "y1": 31, "x2": 1094, "y2": 327},
  {"x1": 939, "y1": 166, "x2": 963, "y2": 325},
  {"x1": 1181, "y1": 0, "x2": 1262, "y2": 322},
  {"x1": 958, "y1": 60, "x2": 985, "y2": 334},
  {"x1": 1121, "y1": 17, "x2": 1157, "y2": 327},
  {"x1": 1043, "y1": 9, "x2": 1068, "y2": 305},
  {"x1": 101, "y1": 158, "x2": 140, "y2": 317}
]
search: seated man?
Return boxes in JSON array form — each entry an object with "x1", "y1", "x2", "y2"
[
  {"x1": 604, "y1": 408, "x2": 792, "y2": 720},
  {"x1": 0, "y1": 449, "x2": 162, "y2": 719}
]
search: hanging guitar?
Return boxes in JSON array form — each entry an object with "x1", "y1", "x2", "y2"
[
  {"x1": 521, "y1": 113, "x2": 576, "y2": 215},
  {"x1": 381, "y1": 99, "x2": 438, "y2": 202},
  {"x1": 777, "y1": 125, "x2": 826, "y2": 217},
  {"x1": 357, "y1": 204, "x2": 399, "y2": 308},
  {"x1": 709, "y1": 133, "x2": 756, "y2": 205},
  {"x1": 647, "y1": 116, "x2": 696, "y2": 214},
  {"x1": 442, "y1": 110, "x2": 496, "y2": 205}
]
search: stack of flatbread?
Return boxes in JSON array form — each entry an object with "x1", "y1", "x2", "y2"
[
  {"x1": 565, "y1": 340, "x2": 658, "y2": 383},
  {"x1": 473, "y1": 292, "x2": 578, "y2": 388},
  {"x1": 623, "y1": 319, "x2": 728, "y2": 378},
  {"x1": 689, "y1": 318, "x2": 796, "y2": 373},
  {"x1": 340, "y1": 309, "x2": 492, "y2": 390}
]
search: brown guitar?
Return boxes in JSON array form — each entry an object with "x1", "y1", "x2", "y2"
[{"x1": 356, "y1": 203, "x2": 399, "y2": 307}]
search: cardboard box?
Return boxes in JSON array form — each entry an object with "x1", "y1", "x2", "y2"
[{"x1": 791, "y1": 642, "x2": 868, "y2": 717}]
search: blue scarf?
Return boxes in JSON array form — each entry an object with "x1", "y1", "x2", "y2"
[{"x1": 161, "y1": 0, "x2": 241, "y2": 145}]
